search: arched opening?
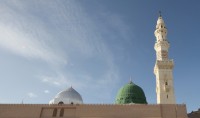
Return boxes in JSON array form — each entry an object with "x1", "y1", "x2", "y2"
[
  {"x1": 52, "y1": 108, "x2": 57, "y2": 117},
  {"x1": 60, "y1": 108, "x2": 64, "y2": 117},
  {"x1": 165, "y1": 82, "x2": 168, "y2": 85},
  {"x1": 58, "y1": 101, "x2": 64, "y2": 105}
]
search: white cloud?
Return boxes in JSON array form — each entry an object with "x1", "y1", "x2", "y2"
[
  {"x1": 0, "y1": 2, "x2": 67, "y2": 65},
  {"x1": 0, "y1": 1, "x2": 132, "y2": 103},
  {"x1": 27, "y1": 92, "x2": 37, "y2": 98},
  {"x1": 44, "y1": 90, "x2": 50, "y2": 94},
  {"x1": 40, "y1": 74, "x2": 67, "y2": 87},
  {"x1": 30, "y1": 1, "x2": 126, "y2": 101},
  {"x1": 0, "y1": 24, "x2": 65, "y2": 64}
]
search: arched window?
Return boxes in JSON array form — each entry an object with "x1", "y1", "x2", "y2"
[
  {"x1": 165, "y1": 82, "x2": 168, "y2": 85},
  {"x1": 52, "y1": 108, "x2": 57, "y2": 117},
  {"x1": 60, "y1": 108, "x2": 64, "y2": 117},
  {"x1": 58, "y1": 101, "x2": 64, "y2": 105}
]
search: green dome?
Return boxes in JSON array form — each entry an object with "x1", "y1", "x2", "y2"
[{"x1": 115, "y1": 81, "x2": 147, "y2": 104}]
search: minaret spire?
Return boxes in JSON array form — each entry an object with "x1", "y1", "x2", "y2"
[
  {"x1": 159, "y1": 11, "x2": 162, "y2": 17},
  {"x1": 154, "y1": 14, "x2": 176, "y2": 104}
]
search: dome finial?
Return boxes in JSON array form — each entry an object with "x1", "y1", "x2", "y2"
[{"x1": 129, "y1": 76, "x2": 133, "y2": 84}]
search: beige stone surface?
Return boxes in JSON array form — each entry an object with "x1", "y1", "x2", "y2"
[
  {"x1": 154, "y1": 16, "x2": 176, "y2": 104},
  {"x1": 0, "y1": 104, "x2": 188, "y2": 118}
]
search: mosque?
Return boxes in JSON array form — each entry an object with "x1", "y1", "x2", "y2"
[{"x1": 0, "y1": 15, "x2": 188, "y2": 118}]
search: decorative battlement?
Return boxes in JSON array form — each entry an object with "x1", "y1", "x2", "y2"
[{"x1": 0, "y1": 103, "x2": 186, "y2": 107}]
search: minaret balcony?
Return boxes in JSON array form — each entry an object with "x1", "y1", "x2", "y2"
[{"x1": 154, "y1": 60, "x2": 174, "y2": 70}]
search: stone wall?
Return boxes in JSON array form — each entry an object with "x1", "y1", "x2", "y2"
[{"x1": 0, "y1": 104, "x2": 188, "y2": 118}]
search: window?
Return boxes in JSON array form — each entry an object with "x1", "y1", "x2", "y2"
[
  {"x1": 58, "y1": 101, "x2": 64, "y2": 105},
  {"x1": 52, "y1": 108, "x2": 57, "y2": 117},
  {"x1": 60, "y1": 108, "x2": 64, "y2": 117},
  {"x1": 165, "y1": 82, "x2": 168, "y2": 85},
  {"x1": 167, "y1": 95, "x2": 168, "y2": 99}
]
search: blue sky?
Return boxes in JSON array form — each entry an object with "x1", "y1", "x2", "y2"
[{"x1": 0, "y1": 0, "x2": 199, "y2": 113}]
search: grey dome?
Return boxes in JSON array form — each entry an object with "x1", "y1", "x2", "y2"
[{"x1": 49, "y1": 87, "x2": 83, "y2": 104}]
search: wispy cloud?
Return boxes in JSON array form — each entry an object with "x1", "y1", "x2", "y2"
[
  {"x1": 32, "y1": 0, "x2": 129, "y2": 102},
  {"x1": 0, "y1": 1, "x2": 67, "y2": 65},
  {"x1": 0, "y1": 1, "x2": 133, "y2": 103},
  {"x1": 27, "y1": 92, "x2": 37, "y2": 98},
  {"x1": 40, "y1": 74, "x2": 67, "y2": 87},
  {"x1": 44, "y1": 90, "x2": 50, "y2": 94},
  {"x1": 0, "y1": 24, "x2": 66, "y2": 64}
]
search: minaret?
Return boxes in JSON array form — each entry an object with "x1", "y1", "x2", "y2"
[{"x1": 154, "y1": 12, "x2": 176, "y2": 104}]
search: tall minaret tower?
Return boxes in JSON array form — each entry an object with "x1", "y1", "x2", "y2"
[{"x1": 154, "y1": 12, "x2": 176, "y2": 104}]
